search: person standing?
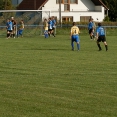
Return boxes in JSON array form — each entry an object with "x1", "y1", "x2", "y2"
[
  {"x1": 48, "y1": 17, "x2": 53, "y2": 37},
  {"x1": 17, "y1": 20, "x2": 24, "y2": 38},
  {"x1": 88, "y1": 18, "x2": 94, "y2": 40},
  {"x1": 43, "y1": 19, "x2": 48, "y2": 38},
  {"x1": 11, "y1": 17, "x2": 17, "y2": 38},
  {"x1": 70, "y1": 22, "x2": 80, "y2": 51},
  {"x1": 6, "y1": 19, "x2": 13, "y2": 39},
  {"x1": 92, "y1": 19, "x2": 96, "y2": 39},
  {"x1": 51, "y1": 16, "x2": 56, "y2": 37},
  {"x1": 96, "y1": 23, "x2": 108, "y2": 51}
]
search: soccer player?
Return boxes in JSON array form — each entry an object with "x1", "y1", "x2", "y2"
[
  {"x1": 11, "y1": 17, "x2": 17, "y2": 38},
  {"x1": 43, "y1": 19, "x2": 48, "y2": 38},
  {"x1": 6, "y1": 19, "x2": 13, "y2": 39},
  {"x1": 48, "y1": 17, "x2": 53, "y2": 37},
  {"x1": 88, "y1": 18, "x2": 94, "y2": 40},
  {"x1": 70, "y1": 22, "x2": 80, "y2": 51},
  {"x1": 92, "y1": 19, "x2": 96, "y2": 39},
  {"x1": 51, "y1": 16, "x2": 56, "y2": 37},
  {"x1": 96, "y1": 23, "x2": 108, "y2": 51},
  {"x1": 17, "y1": 20, "x2": 24, "y2": 38}
]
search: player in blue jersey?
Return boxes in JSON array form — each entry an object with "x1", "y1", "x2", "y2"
[
  {"x1": 88, "y1": 18, "x2": 94, "y2": 39},
  {"x1": 96, "y1": 23, "x2": 108, "y2": 51},
  {"x1": 11, "y1": 17, "x2": 17, "y2": 38},
  {"x1": 48, "y1": 17, "x2": 53, "y2": 37},
  {"x1": 51, "y1": 16, "x2": 56, "y2": 37},
  {"x1": 6, "y1": 19, "x2": 13, "y2": 39},
  {"x1": 70, "y1": 22, "x2": 80, "y2": 51}
]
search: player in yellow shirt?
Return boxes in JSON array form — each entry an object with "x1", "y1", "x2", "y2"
[
  {"x1": 70, "y1": 22, "x2": 80, "y2": 51},
  {"x1": 44, "y1": 19, "x2": 48, "y2": 38},
  {"x1": 17, "y1": 20, "x2": 24, "y2": 38}
]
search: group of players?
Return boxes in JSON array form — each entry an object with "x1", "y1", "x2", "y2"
[
  {"x1": 43, "y1": 16, "x2": 56, "y2": 38},
  {"x1": 6, "y1": 17, "x2": 24, "y2": 39},
  {"x1": 6, "y1": 16, "x2": 108, "y2": 51},
  {"x1": 70, "y1": 18, "x2": 108, "y2": 51},
  {"x1": 88, "y1": 18, "x2": 108, "y2": 51}
]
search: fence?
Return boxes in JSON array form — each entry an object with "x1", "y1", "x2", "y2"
[{"x1": 0, "y1": 25, "x2": 117, "y2": 37}]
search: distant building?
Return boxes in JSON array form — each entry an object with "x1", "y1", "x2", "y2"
[{"x1": 15, "y1": 0, "x2": 109, "y2": 22}]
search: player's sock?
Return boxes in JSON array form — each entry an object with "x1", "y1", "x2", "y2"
[
  {"x1": 71, "y1": 43, "x2": 74, "y2": 50},
  {"x1": 97, "y1": 44, "x2": 102, "y2": 51},
  {"x1": 105, "y1": 45, "x2": 108, "y2": 51},
  {"x1": 48, "y1": 33, "x2": 50, "y2": 37},
  {"x1": 52, "y1": 33, "x2": 55, "y2": 37},
  {"x1": 77, "y1": 44, "x2": 80, "y2": 50},
  {"x1": 7, "y1": 34, "x2": 9, "y2": 38},
  {"x1": 7, "y1": 33, "x2": 9, "y2": 37},
  {"x1": 11, "y1": 34, "x2": 13, "y2": 37},
  {"x1": 90, "y1": 35, "x2": 92, "y2": 39}
]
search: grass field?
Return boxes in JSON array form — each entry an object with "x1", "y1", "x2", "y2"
[{"x1": 0, "y1": 34, "x2": 117, "y2": 117}]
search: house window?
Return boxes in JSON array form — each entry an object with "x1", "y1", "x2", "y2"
[
  {"x1": 56, "y1": 0, "x2": 77, "y2": 11},
  {"x1": 56, "y1": 0, "x2": 64, "y2": 4},
  {"x1": 70, "y1": 0, "x2": 77, "y2": 4},
  {"x1": 64, "y1": 4, "x2": 70, "y2": 11},
  {"x1": 56, "y1": 0, "x2": 77, "y2": 4},
  {"x1": 64, "y1": 0, "x2": 69, "y2": 3},
  {"x1": 62, "y1": 16, "x2": 73, "y2": 22},
  {"x1": 80, "y1": 16, "x2": 91, "y2": 22}
]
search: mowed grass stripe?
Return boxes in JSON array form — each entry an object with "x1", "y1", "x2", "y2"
[{"x1": 0, "y1": 35, "x2": 117, "y2": 117}]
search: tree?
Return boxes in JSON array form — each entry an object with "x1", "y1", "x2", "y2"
[
  {"x1": 0, "y1": 0, "x2": 13, "y2": 10},
  {"x1": 0, "y1": 0, "x2": 16, "y2": 19},
  {"x1": 102, "y1": 0, "x2": 117, "y2": 21}
]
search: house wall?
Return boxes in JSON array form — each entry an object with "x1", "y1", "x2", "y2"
[{"x1": 41, "y1": 0, "x2": 105, "y2": 22}]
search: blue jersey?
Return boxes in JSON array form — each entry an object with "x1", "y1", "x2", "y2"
[
  {"x1": 6, "y1": 22, "x2": 9, "y2": 28},
  {"x1": 96, "y1": 26, "x2": 105, "y2": 36},
  {"x1": 88, "y1": 22, "x2": 94, "y2": 30},
  {"x1": 7, "y1": 21, "x2": 13, "y2": 30},
  {"x1": 48, "y1": 20, "x2": 52, "y2": 29},
  {"x1": 52, "y1": 19, "x2": 56, "y2": 27}
]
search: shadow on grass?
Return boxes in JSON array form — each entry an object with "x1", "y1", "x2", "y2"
[{"x1": 20, "y1": 48, "x2": 69, "y2": 51}]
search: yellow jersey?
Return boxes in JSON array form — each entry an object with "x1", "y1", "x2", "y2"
[
  {"x1": 20, "y1": 23, "x2": 24, "y2": 29},
  {"x1": 71, "y1": 26, "x2": 80, "y2": 35},
  {"x1": 44, "y1": 21, "x2": 48, "y2": 30}
]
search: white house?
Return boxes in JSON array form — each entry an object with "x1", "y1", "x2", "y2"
[
  {"x1": 42, "y1": 0, "x2": 109, "y2": 22},
  {"x1": 16, "y1": 0, "x2": 109, "y2": 22}
]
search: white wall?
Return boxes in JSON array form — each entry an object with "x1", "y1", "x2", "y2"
[{"x1": 42, "y1": 0, "x2": 105, "y2": 22}]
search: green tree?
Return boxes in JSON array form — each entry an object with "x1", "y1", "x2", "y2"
[
  {"x1": 0, "y1": 0, "x2": 16, "y2": 19},
  {"x1": 0, "y1": 0, "x2": 13, "y2": 10},
  {"x1": 0, "y1": 0, "x2": 4, "y2": 10},
  {"x1": 102, "y1": 0, "x2": 117, "y2": 21}
]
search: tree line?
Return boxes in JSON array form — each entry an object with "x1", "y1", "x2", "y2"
[
  {"x1": 0, "y1": 0, "x2": 117, "y2": 21},
  {"x1": 102, "y1": 0, "x2": 117, "y2": 21}
]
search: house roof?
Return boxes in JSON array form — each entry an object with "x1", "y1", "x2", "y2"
[
  {"x1": 17, "y1": 0, "x2": 109, "y2": 10},
  {"x1": 17, "y1": 0, "x2": 48, "y2": 10},
  {"x1": 91, "y1": 0, "x2": 109, "y2": 10}
]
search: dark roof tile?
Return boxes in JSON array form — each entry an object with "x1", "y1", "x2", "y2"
[{"x1": 17, "y1": 0, "x2": 48, "y2": 10}]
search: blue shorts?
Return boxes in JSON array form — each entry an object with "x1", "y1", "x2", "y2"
[
  {"x1": 72, "y1": 35, "x2": 80, "y2": 42},
  {"x1": 44, "y1": 30, "x2": 48, "y2": 34},
  {"x1": 18, "y1": 29, "x2": 23, "y2": 35}
]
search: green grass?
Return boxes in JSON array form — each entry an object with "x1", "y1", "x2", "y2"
[{"x1": 0, "y1": 34, "x2": 117, "y2": 117}]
